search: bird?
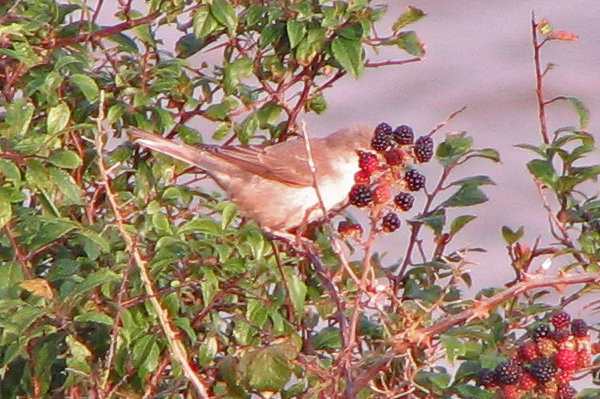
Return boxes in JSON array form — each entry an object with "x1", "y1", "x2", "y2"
[{"x1": 127, "y1": 126, "x2": 373, "y2": 233}]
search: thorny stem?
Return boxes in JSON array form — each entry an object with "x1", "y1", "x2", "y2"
[
  {"x1": 94, "y1": 91, "x2": 211, "y2": 399},
  {"x1": 531, "y1": 13, "x2": 551, "y2": 145},
  {"x1": 354, "y1": 271, "x2": 600, "y2": 392}
]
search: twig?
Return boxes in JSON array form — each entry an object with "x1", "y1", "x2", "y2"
[
  {"x1": 94, "y1": 91, "x2": 210, "y2": 398},
  {"x1": 365, "y1": 57, "x2": 422, "y2": 68},
  {"x1": 354, "y1": 270, "x2": 600, "y2": 391},
  {"x1": 427, "y1": 105, "x2": 467, "y2": 137},
  {"x1": 531, "y1": 13, "x2": 550, "y2": 145}
]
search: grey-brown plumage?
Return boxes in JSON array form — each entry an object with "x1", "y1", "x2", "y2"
[{"x1": 127, "y1": 126, "x2": 373, "y2": 231}]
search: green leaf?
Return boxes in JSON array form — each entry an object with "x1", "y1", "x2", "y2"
[
  {"x1": 47, "y1": 102, "x2": 70, "y2": 135},
  {"x1": 441, "y1": 184, "x2": 488, "y2": 208},
  {"x1": 107, "y1": 104, "x2": 125, "y2": 124},
  {"x1": 257, "y1": 102, "x2": 282, "y2": 127},
  {"x1": 338, "y1": 23, "x2": 364, "y2": 40},
  {"x1": 392, "y1": 6, "x2": 426, "y2": 31},
  {"x1": 394, "y1": 31, "x2": 425, "y2": 57},
  {"x1": 48, "y1": 150, "x2": 82, "y2": 169},
  {"x1": 74, "y1": 311, "x2": 114, "y2": 325},
  {"x1": 450, "y1": 215, "x2": 476, "y2": 236},
  {"x1": 178, "y1": 217, "x2": 221, "y2": 236},
  {"x1": 193, "y1": 6, "x2": 219, "y2": 39},
  {"x1": 436, "y1": 132, "x2": 473, "y2": 165},
  {"x1": 0, "y1": 159, "x2": 22, "y2": 183},
  {"x1": 70, "y1": 73, "x2": 99, "y2": 103},
  {"x1": 312, "y1": 326, "x2": 342, "y2": 350},
  {"x1": 69, "y1": 269, "x2": 119, "y2": 299},
  {"x1": 501, "y1": 226, "x2": 524, "y2": 245},
  {"x1": 48, "y1": 167, "x2": 84, "y2": 205},
  {"x1": 0, "y1": 193, "x2": 11, "y2": 229},
  {"x1": 245, "y1": 346, "x2": 293, "y2": 391},
  {"x1": 449, "y1": 175, "x2": 495, "y2": 187},
  {"x1": 564, "y1": 96, "x2": 590, "y2": 129},
  {"x1": 261, "y1": 23, "x2": 284, "y2": 48},
  {"x1": 205, "y1": 102, "x2": 231, "y2": 121},
  {"x1": 284, "y1": 267, "x2": 307, "y2": 319},
  {"x1": 286, "y1": 20, "x2": 306, "y2": 49},
  {"x1": 211, "y1": 0, "x2": 238, "y2": 34},
  {"x1": 175, "y1": 33, "x2": 208, "y2": 58},
  {"x1": 410, "y1": 211, "x2": 446, "y2": 236},
  {"x1": 331, "y1": 37, "x2": 363, "y2": 78},
  {"x1": 527, "y1": 159, "x2": 556, "y2": 184},
  {"x1": 0, "y1": 263, "x2": 24, "y2": 300},
  {"x1": 307, "y1": 94, "x2": 327, "y2": 114},
  {"x1": 198, "y1": 335, "x2": 218, "y2": 366},
  {"x1": 132, "y1": 335, "x2": 160, "y2": 379}
]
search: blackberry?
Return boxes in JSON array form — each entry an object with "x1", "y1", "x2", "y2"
[
  {"x1": 404, "y1": 169, "x2": 426, "y2": 191},
  {"x1": 528, "y1": 358, "x2": 557, "y2": 383},
  {"x1": 519, "y1": 372, "x2": 537, "y2": 390},
  {"x1": 374, "y1": 122, "x2": 393, "y2": 136},
  {"x1": 349, "y1": 185, "x2": 373, "y2": 207},
  {"x1": 384, "y1": 148, "x2": 405, "y2": 166},
  {"x1": 551, "y1": 311, "x2": 572, "y2": 329},
  {"x1": 354, "y1": 170, "x2": 371, "y2": 184},
  {"x1": 371, "y1": 131, "x2": 392, "y2": 152},
  {"x1": 532, "y1": 323, "x2": 551, "y2": 341},
  {"x1": 394, "y1": 192, "x2": 414, "y2": 211},
  {"x1": 555, "y1": 349, "x2": 578, "y2": 371},
  {"x1": 571, "y1": 318, "x2": 589, "y2": 337},
  {"x1": 558, "y1": 385, "x2": 577, "y2": 399},
  {"x1": 552, "y1": 328, "x2": 571, "y2": 343},
  {"x1": 414, "y1": 136, "x2": 434, "y2": 163},
  {"x1": 495, "y1": 359, "x2": 522, "y2": 385},
  {"x1": 476, "y1": 368, "x2": 497, "y2": 388},
  {"x1": 392, "y1": 125, "x2": 414, "y2": 145},
  {"x1": 337, "y1": 221, "x2": 363, "y2": 239},
  {"x1": 358, "y1": 151, "x2": 379, "y2": 173},
  {"x1": 382, "y1": 212, "x2": 401, "y2": 232},
  {"x1": 517, "y1": 342, "x2": 539, "y2": 362},
  {"x1": 373, "y1": 185, "x2": 392, "y2": 204}
]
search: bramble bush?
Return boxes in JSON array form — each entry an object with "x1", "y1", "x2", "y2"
[{"x1": 0, "y1": 1, "x2": 598, "y2": 398}]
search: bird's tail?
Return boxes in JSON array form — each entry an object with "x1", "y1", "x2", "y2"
[{"x1": 127, "y1": 128, "x2": 206, "y2": 167}]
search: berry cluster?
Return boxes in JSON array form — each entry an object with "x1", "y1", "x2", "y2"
[
  {"x1": 476, "y1": 311, "x2": 595, "y2": 399},
  {"x1": 345, "y1": 122, "x2": 434, "y2": 236}
]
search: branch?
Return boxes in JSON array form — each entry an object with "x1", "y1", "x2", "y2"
[
  {"x1": 353, "y1": 270, "x2": 600, "y2": 391},
  {"x1": 94, "y1": 91, "x2": 211, "y2": 399},
  {"x1": 42, "y1": 11, "x2": 161, "y2": 49},
  {"x1": 531, "y1": 13, "x2": 550, "y2": 145}
]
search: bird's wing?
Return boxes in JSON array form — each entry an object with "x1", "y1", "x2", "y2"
[{"x1": 206, "y1": 143, "x2": 314, "y2": 187}]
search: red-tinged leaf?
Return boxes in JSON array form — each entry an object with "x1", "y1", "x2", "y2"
[{"x1": 549, "y1": 30, "x2": 579, "y2": 41}]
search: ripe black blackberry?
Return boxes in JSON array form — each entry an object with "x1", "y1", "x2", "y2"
[
  {"x1": 374, "y1": 122, "x2": 393, "y2": 136},
  {"x1": 571, "y1": 318, "x2": 589, "y2": 337},
  {"x1": 404, "y1": 169, "x2": 426, "y2": 191},
  {"x1": 382, "y1": 212, "x2": 401, "y2": 232},
  {"x1": 494, "y1": 359, "x2": 522, "y2": 385},
  {"x1": 349, "y1": 185, "x2": 373, "y2": 207},
  {"x1": 476, "y1": 368, "x2": 497, "y2": 388},
  {"x1": 532, "y1": 323, "x2": 551, "y2": 341},
  {"x1": 528, "y1": 358, "x2": 557, "y2": 383},
  {"x1": 392, "y1": 125, "x2": 414, "y2": 145},
  {"x1": 394, "y1": 192, "x2": 414, "y2": 211},
  {"x1": 552, "y1": 328, "x2": 571, "y2": 343},
  {"x1": 371, "y1": 131, "x2": 391, "y2": 152},
  {"x1": 414, "y1": 136, "x2": 434, "y2": 163},
  {"x1": 558, "y1": 385, "x2": 577, "y2": 399},
  {"x1": 551, "y1": 311, "x2": 571, "y2": 329}
]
